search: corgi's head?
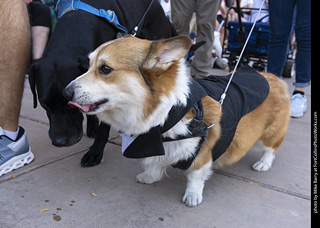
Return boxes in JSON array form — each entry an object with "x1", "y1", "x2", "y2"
[{"x1": 63, "y1": 36, "x2": 192, "y2": 134}]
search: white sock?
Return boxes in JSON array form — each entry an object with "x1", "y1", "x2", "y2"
[{"x1": 3, "y1": 128, "x2": 19, "y2": 141}]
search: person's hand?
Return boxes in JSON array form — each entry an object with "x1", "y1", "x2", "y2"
[{"x1": 25, "y1": 0, "x2": 33, "y2": 4}]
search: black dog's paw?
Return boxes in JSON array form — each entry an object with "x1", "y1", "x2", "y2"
[
  {"x1": 81, "y1": 149, "x2": 103, "y2": 167},
  {"x1": 82, "y1": 122, "x2": 110, "y2": 167}
]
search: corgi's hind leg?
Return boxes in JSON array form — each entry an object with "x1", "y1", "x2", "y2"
[
  {"x1": 252, "y1": 141, "x2": 275, "y2": 172},
  {"x1": 251, "y1": 111, "x2": 288, "y2": 172}
]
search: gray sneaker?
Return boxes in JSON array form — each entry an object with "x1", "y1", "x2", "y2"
[
  {"x1": 0, "y1": 127, "x2": 34, "y2": 177},
  {"x1": 290, "y1": 93, "x2": 307, "y2": 118}
]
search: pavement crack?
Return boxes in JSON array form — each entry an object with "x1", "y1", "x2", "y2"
[
  {"x1": 20, "y1": 115, "x2": 49, "y2": 126},
  {"x1": 214, "y1": 169, "x2": 310, "y2": 201}
]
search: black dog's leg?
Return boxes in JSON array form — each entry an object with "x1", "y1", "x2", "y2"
[
  {"x1": 86, "y1": 115, "x2": 100, "y2": 138},
  {"x1": 81, "y1": 122, "x2": 111, "y2": 167}
]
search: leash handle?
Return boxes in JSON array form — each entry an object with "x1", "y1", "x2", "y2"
[{"x1": 219, "y1": 0, "x2": 266, "y2": 106}]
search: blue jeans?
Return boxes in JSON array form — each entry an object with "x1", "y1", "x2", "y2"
[{"x1": 267, "y1": 0, "x2": 311, "y2": 88}]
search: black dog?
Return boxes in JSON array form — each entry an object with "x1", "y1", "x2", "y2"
[{"x1": 29, "y1": 0, "x2": 177, "y2": 167}]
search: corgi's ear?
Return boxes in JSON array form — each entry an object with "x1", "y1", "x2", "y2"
[{"x1": 142, "y1": 36, "x2": 192, "y2": 75}]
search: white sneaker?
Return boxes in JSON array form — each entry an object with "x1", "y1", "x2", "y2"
[{"x1": 290, "y1": 93, "x2": 307, "y2": 118}]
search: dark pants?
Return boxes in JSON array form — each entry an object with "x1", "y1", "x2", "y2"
[{"x1": 267, "y1": 0, "x2": 311, "y2": 87}]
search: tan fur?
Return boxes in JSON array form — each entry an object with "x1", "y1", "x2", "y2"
[{"x1": 142, "y1": 63, "x2": 180, "y2": 119}]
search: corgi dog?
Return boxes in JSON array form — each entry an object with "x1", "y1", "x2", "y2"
[{"x1": 63, "y1": 36, "x2": 290, "y2": 207}]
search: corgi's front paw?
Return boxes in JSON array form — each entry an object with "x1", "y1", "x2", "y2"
[
  {"x1": 136, "y1": 172, "x2": 159, "y2": 184},
  {"x1": 182, "y1": 191, "x2": 203, "y2": 207}
]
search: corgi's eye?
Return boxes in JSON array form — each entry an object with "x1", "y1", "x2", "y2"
[{"x1": 99, "y1": 65, "x2": 113, "y2": 74}]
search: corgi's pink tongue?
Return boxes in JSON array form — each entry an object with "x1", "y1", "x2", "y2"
[{"x1": 68, "y1": 101, "x2": 90, "y2": 112}]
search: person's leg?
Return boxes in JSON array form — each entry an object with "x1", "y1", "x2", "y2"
[
  {"x1": 267, "y1": 0, "x2": 295, "y2": 77},
  {"x1": 191, "y1": 0, "x2": 221, "y2": 77},
  {"x1": 0, "y1": 0, "x2": 31, "y2": 132},
  {"x1": 293, "y1": 0, "x2": 311, "y2": 91},
  {"x1": 289, "y1": 0, "x2": 311, "y2": 118},
  {"x1": 0, "y1": 0, "x2": 34, "y2": 177},
  {"x1": 171, "y1": 0, "x2": 195, "y2": 36}
]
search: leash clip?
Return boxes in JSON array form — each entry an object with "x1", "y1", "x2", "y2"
[
  {"x1": 131, "y1": 26, "x2": 138, "y2": 37},
  {"x1": 219, "y1": 93, "x2": 226, "y2": 105}
]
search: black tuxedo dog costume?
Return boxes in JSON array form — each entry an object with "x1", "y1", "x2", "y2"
[{"x1": 122, "y1": 66, "x2": 270, "y2": 170}]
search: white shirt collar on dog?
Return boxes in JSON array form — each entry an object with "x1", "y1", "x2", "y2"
[{"x1": 121, "y1": 134, "x2": 138, "y2": 154}]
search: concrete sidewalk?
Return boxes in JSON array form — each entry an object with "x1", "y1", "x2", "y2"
[{"x1": 0, "y1": 68, "x2": 311, "y2": 228}]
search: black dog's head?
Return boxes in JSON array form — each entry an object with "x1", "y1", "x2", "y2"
[
  {"x1": 29, "y1": 55, "x2": 89, "y2": 147},
  {"x1": 27, "y1": 8, "x2": 117, "y2": 147}
]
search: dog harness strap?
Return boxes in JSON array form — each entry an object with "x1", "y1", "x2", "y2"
[
  {"x1": 55, "y1": 0, "x2": 128, "y2": 37},
  {"x1": 162, "y1": 100, "x2": 208, "y2": 142},
  {"x1": 169, "y1": 100, "x2": 208, "y2": 170},
  {"x1": 160, "y1": 80, "x2": 208, "y2": 134}
]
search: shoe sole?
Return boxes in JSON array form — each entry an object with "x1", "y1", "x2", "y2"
[
  {"x1": 291, "y1": 105, "x2": 307, "y2": 118},
  {"x1": 291, "y1": 113, "x2": 303, "y2": 118},
  {"x1": 0, "y1": 148, "x2": 34, "y2": 177}
]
